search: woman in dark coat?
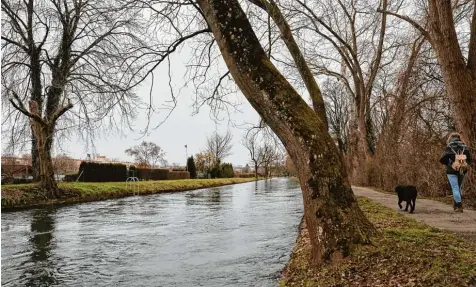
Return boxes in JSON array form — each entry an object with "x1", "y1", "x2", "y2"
[{"x1": 439, "y1": 132, "x2": 472, "y2": 212}]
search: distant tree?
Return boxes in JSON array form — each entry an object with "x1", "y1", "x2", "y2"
[
  {"x1": 187, "y1": 156, "x2": 197, "y2": 179},
  {"x1": 259, "y1": 139, "x2": 279, "y2": 178},
  {"x1": 242, "y1": 164, "x2": 251, "y2": 174},
  {"x1": 195, "y1": 152, "x2": 214, "y2": 175},
  {"x1": 243, "y1": 131, "x2": 263, "y2": 178},
  {"x1": 52, "y1": 154, "x2": 75, "y2": 175},
  {"x1": 206, "y1": 130, "x2": 233, "y2": 166},
  {"x1": 2, "y1": 0, "x2": 161, "y2": 195},
  {"x1": 125, "y1": 142, "x2": 166, "y2": 168}
]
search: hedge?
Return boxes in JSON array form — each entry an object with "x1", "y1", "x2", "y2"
[
  {"x1": 64, "y1": 173, "x2": 78, "y2": 182},
  {"x1": 167, "y1": 171, "x2": 190, "y2": 180},
  {"x1": 136, "y1": 168, "x2": 169, "y2": 180},
  {"x1": 78, "y1": 162, "x2": 127, "y2": 182},
  {"x1": 238, "y1": 173, "x2": 256, "y2": 178}
]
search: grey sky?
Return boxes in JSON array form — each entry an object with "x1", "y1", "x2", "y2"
[{"x1": 54, "y1": 45, "x2": 261, "y2": 167}]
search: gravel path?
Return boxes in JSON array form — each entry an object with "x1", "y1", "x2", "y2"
[{"x1": 353, "y1": 186, "x2": 476, "y2": 237}]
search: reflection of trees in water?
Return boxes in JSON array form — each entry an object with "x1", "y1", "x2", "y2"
[
  {"x1": 286, "y1": 178, "x2": 300, "y2": 190},
  {"x1": 23, "y1": 207, "x2": 58, "y2": 286},
  {"x1": 264, "y1": 179, "x2": 273, "y2": 193},
  {"x1": 207, "y1": 189, "x2": 221, "y2": 204}
]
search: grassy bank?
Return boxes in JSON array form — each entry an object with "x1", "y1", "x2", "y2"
[
  {"x1": 280, "y1": 197, "x2": 476, "y2": 287},
  {"x1": 1, "y1": 178, "x2": 258, "y2": 211}
]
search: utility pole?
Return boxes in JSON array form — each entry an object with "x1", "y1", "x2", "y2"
[{"x1": 185, "y1": 144, "x2": 188, "y2": 171}]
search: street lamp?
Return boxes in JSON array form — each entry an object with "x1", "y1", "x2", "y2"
[{"x1": 185, "y1": 144, "x2": 188, "y2": 171}]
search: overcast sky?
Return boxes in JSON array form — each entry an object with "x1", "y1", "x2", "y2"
[{"x1": 53, "y1": 45, "x2": 262, "y2": 167}]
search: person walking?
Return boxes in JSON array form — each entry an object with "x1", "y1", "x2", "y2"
[{"x1": 439, "y1": 132, "x2": 472, "y2": 212}]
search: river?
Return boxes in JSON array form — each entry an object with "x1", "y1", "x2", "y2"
[{"x1": 1, "y1": 178, "x2": 303, "y2": 287}]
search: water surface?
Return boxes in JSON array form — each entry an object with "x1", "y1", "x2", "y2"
[{"x1": 2, "y1": 178, "x2": 303, "y2": 286}]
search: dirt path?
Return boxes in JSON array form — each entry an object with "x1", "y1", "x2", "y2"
[{"x1": 352, "y1": 186, "x2": 476, "y2": 236}]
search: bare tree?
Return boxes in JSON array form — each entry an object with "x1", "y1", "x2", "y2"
[
  {"x1": 379, "y1": 0, "x2": 476, "y2": 150},
  {"x1": 259, "y1": 138, "x2": 279, "y2": 178},
  {"x1": 196, "y1": 0, "x2": 375, "y2": 264},
  {"x1": 205, "y1": 130, "x2": 233, "y2": 165},
  {"x1": 125, "y1": 141, "x2": 166, "y2": 168},
  {"x1": 279, "y1": 0, "x2": 401, "y2": 182},
  {"x1": 1, "y1": 0, "x2": 162, "y2": 195},
  {"x1": 243, "y1": 130, "x2": 264, "y2": 178},
  {"x1": 52, "y1": 154, "x2": 76, "y2": 176}
]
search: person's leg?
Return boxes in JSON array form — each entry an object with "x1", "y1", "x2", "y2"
[{"x1": 447, "y1": 174, "x2": 462, "y2": 206}]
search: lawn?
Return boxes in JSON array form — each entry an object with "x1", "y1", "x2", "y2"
[{"x1": 280, "y1": 196, "x2": 476, "y2": 287}]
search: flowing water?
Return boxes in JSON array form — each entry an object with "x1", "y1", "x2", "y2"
[{"x1": 1, "y1": 178, "x2": 303, "y2": 287}]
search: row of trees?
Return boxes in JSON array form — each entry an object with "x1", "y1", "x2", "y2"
[{"x1": 3, "y1": 0, "x2": 475, "y2": 266}]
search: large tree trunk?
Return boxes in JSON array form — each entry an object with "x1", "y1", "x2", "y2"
[
  {"x1": 29, "y1": 101, "x2": 58, "y2": 196},
  {"x1": 31, "y1": 131, "x2": 40, "y2": 181},
  {"x1": 427, "y1": 1, "x2": 476, "y2": 149},
  {"x1": 348, "y1": 114, "x2": 371, "y2": 183},
  {"x1": 197, "y1": 0, "x2": 375, "y2": 265}
]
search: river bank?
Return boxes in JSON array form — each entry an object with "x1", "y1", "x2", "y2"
[
  {"x1": 1, "y1": 178, "x2": 258, "y2": 211},
  {"x1": 280, "y1": 196, "x2": 476, "y2": 287}
]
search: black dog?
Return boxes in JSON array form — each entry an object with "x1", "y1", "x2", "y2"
[{"x1": 395, "y1": 185, "x2": 417, "y2": 213}]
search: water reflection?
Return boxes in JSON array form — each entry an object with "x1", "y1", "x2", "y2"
[
  {"x1": 2, "y1": 179, "x2": 304, "y2": 287},
  {"x1": 207, "y1": 188, "x2": 221, "y2": 204},
  {"x1": 22, "y1": 207, "x2": 58, "y2": 286}
]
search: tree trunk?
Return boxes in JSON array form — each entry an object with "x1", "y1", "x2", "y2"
[
  {"x1": 29, "y1": 101, "x2": 58, "y2": 197},
  {"x1": 198, "y1": 0, "x2": 375, "y2": 265},
  {"x1": 348, "y1": 114, "x2": 371, "y2": 184},
  {"x1": 427, "y1": 1, "x2": 476, "y2": 149},
  {"x1": 31, "y1": 131, "x2": 40, "y2": 181}
]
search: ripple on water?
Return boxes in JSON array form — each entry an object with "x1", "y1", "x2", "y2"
[{"x1": 2, "y1": 178, "x2": 303, "y2": 287}]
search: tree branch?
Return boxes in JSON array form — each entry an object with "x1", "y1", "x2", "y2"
[
  {"x1": 8, "y1": 91, "x2": 45, "y2": 125},
  {"x1": 50, "y1": 99, "x2": 74, "y2": 124},
  {"x1": 377, "y1": 9, "x2": 433, "y2": 44}
]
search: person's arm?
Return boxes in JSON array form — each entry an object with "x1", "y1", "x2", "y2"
[{"x1": 439, "y1": 150, "x2": 449, "y2": 165}]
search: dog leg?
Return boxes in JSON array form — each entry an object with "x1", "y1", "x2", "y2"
[
  {"x1": 398, "y1": 200, "x2": 403, "y2": 209},
  {"x1": 404, "y1": 201, "x2": 409, "y2": 211},
  {"x1": 410, "y1": 198, "x2": 415, "y2": 213}
]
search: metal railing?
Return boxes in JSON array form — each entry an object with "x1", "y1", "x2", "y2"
[{"x1": 126, "y1": 177, "x2": 140, "y2": 195}]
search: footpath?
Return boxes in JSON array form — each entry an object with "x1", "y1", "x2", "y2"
[{"x1": 353, "y1": 186, "x2": 476, "y2": 236}]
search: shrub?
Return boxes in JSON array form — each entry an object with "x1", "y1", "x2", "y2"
[
  {"x1": 238, "y1": 173, "x2": 255, "y2": 178},
  {"x1": 219, "y1": 163, "x2": 234, "y2": 178},
  {"x1": 167, "y1": 171, "x2": 190, "y2": 180},
  {"x1": 64, "y1": 173, "x2": 78, "y2": 182},
  {"x1": 136, "y1": 168, "x2": 169, "y2": 180},
  {"x1": 78, "y1": 162, "x2": 127, "y2": 182},
  {"x1": 187, "y1": 156, "x2": 197, "y2": 179}
]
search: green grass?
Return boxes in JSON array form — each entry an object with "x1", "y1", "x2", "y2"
[
  {"x1": 1, "y1": 178, "x2": 257, "y2": 210},
  {"x1": 280, "y1": 197, "x2": 476, "y2": 287}
]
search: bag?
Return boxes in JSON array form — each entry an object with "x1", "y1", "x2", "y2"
[{"x1": 450, "y1": 147, "x2": 468, "y2": 174}]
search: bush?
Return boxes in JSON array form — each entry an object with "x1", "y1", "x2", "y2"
[
  {"x1": 187, "y1": 156, "x2": 197, "y2": 179},
  {"x1": 78, "y1": 162, "x2": 127, "y2": 182},
  {"x1": 136, "y1": 168, "x2": 169, "y2": 180},
  {"x1": 167, "y1": 171, "x2": 190, "y2": 180},
  {"x1": 238, "y1": 173, "x2": 255, "y2": 178},
  {"x1": 210, "y1": 163, "x2": 234, "y2": 178},
  {"x1": 64, "y1": 174, "x2": 78, "y2": 182},
  {"x1": 219, "y1": 163, "x2": 234, "y2": 178}
]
